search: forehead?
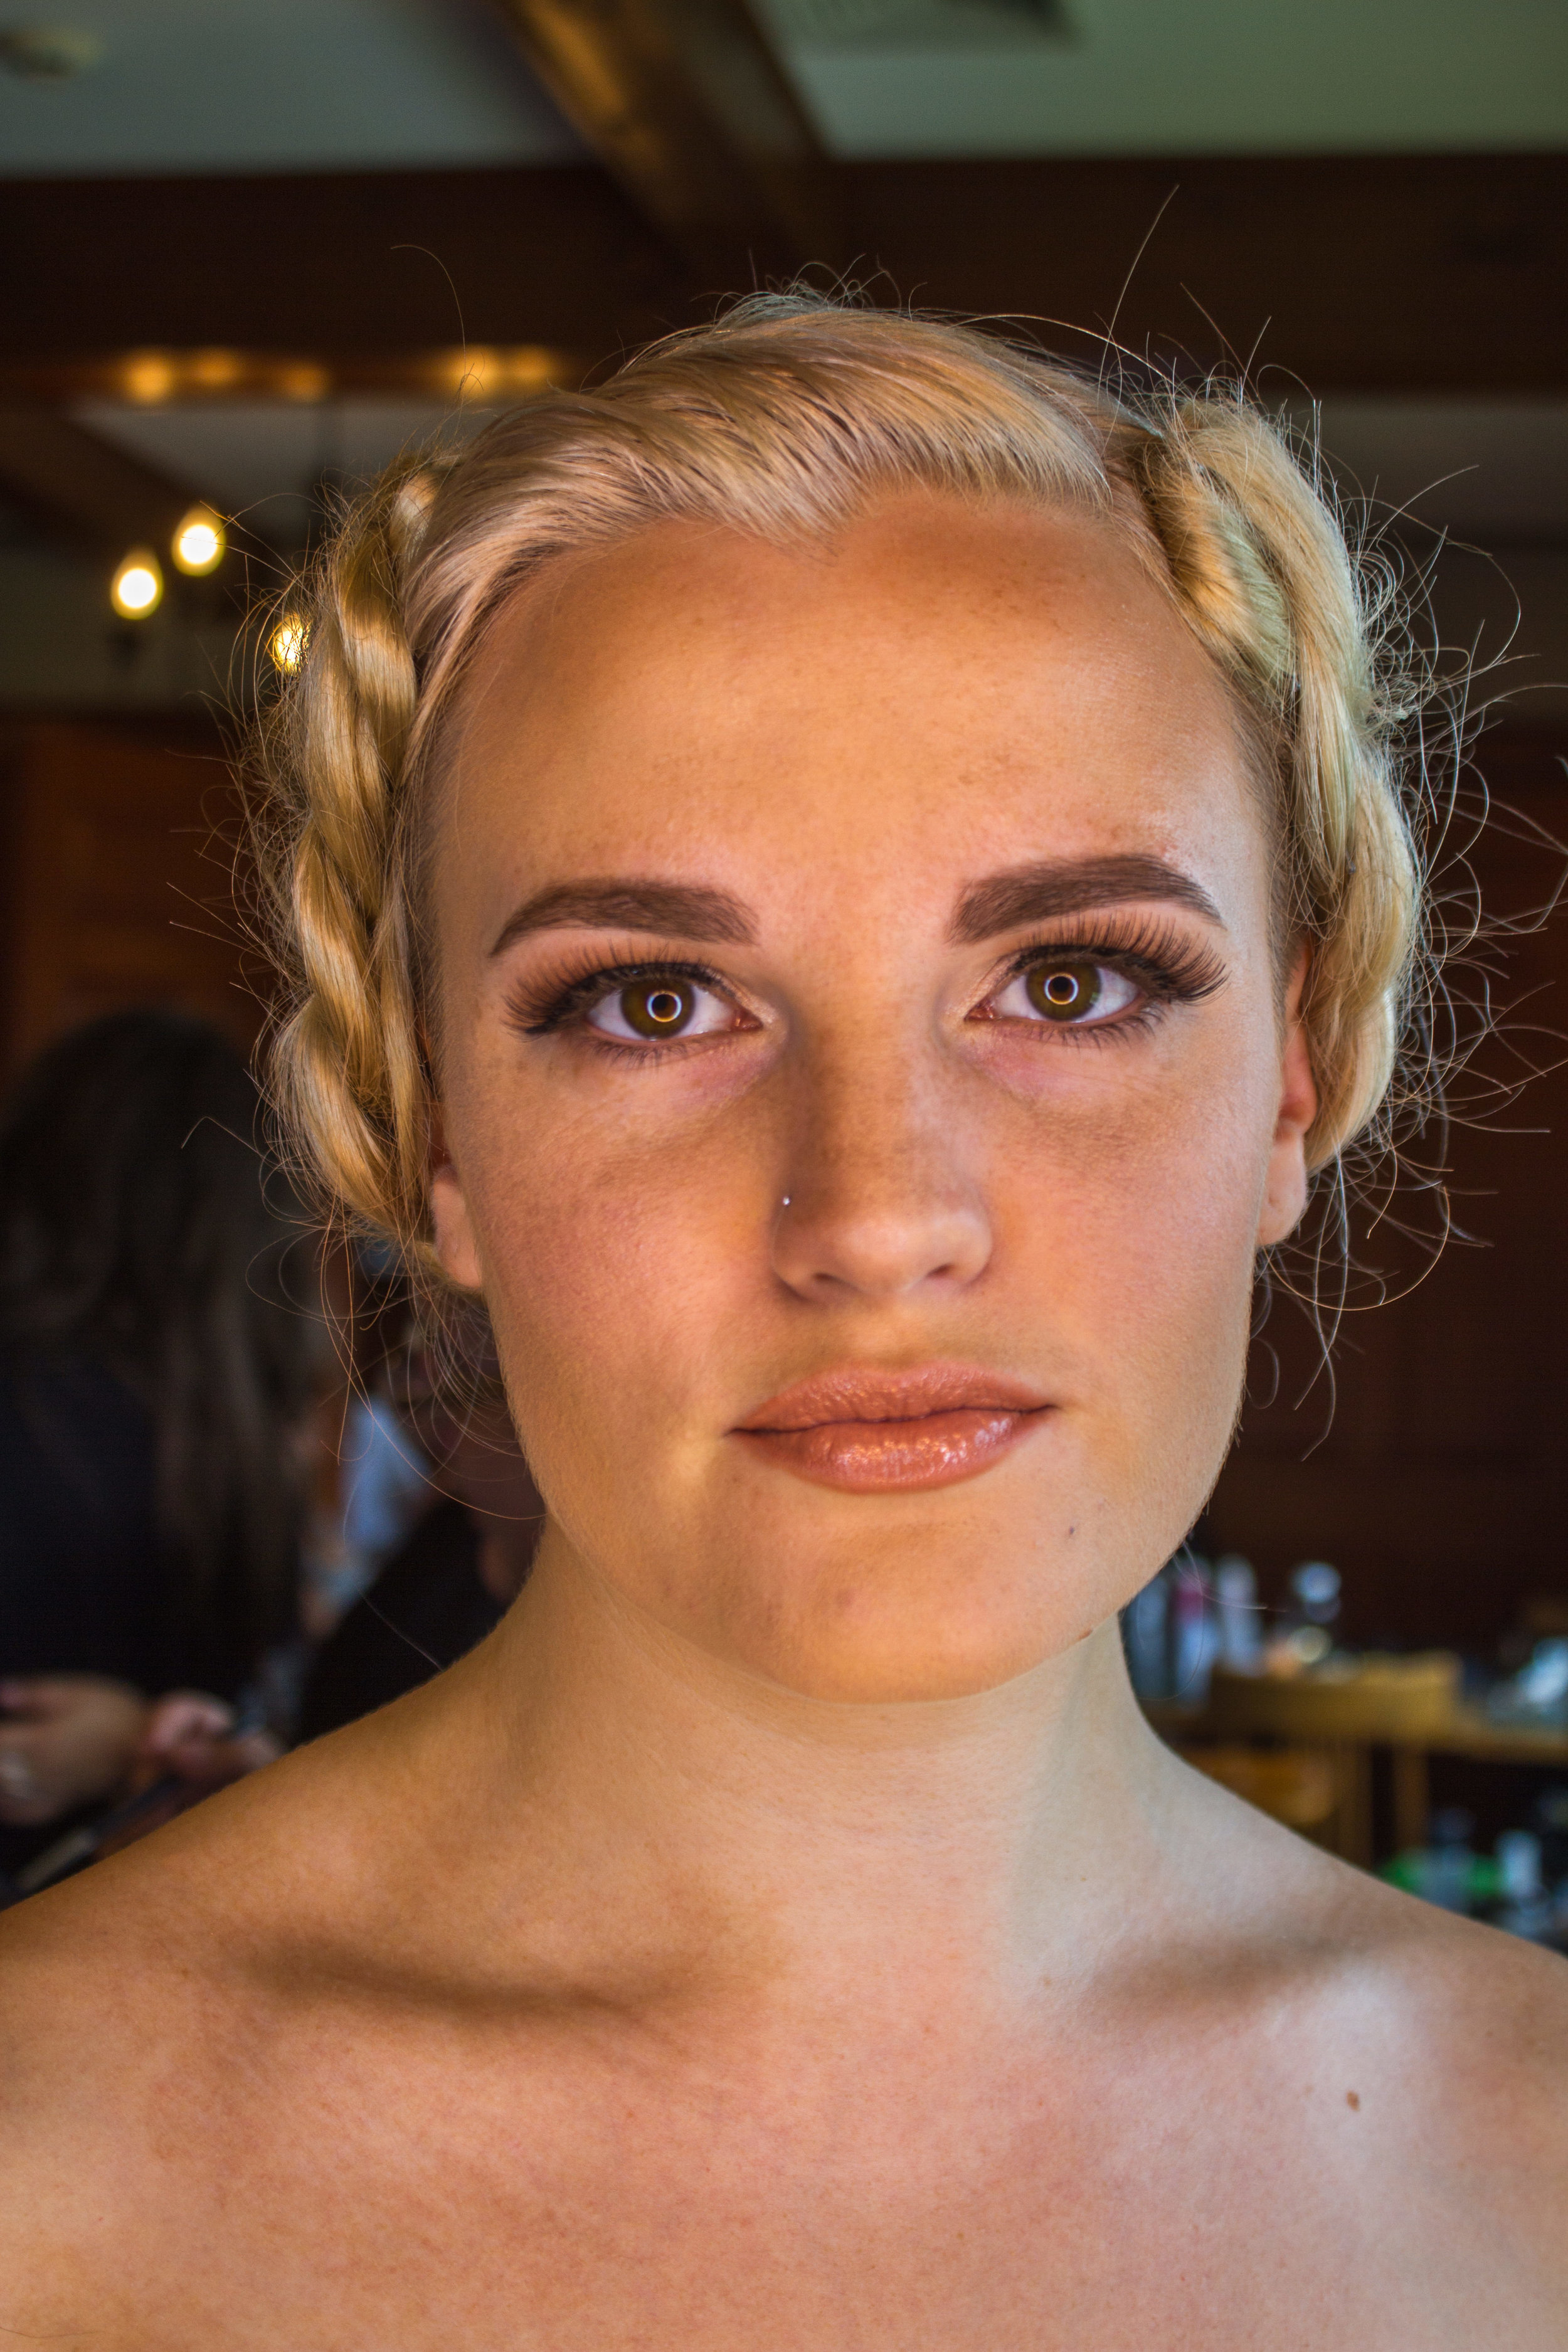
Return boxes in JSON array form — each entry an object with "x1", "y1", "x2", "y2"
[{"x1": 437, "y1": 492, "x2": 1263, "y2": 934}]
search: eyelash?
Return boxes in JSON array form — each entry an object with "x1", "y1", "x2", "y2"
[
  {"x1": 506, "y1": 919, "x2": 1226, "y2": 1057},
  {"x1": 984, "y1": 918, "x2": 1227, "y2": 1042},
  {"x1": 509, "y1": 950, "x2": 731, "y2": 1053}
]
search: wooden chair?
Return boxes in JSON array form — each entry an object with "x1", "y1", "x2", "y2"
[
  {"x1": 1177, "y1": 1744, "x2": 1343, "y2": 1841},
  {"x1": 1188, "y1": 1655, "x2": 1461, "y2": 1864}
]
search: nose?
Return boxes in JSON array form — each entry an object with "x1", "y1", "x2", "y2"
[{"x1": 770, "y1": 1047, "x2": 993, "y2": 1304}]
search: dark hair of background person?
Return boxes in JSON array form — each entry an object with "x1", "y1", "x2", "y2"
[{"x1": 0, "y1": 1010, "x2": 317, "y2": 1692}]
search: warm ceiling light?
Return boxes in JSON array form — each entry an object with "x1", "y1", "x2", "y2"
[
  {"x1": 189, "y1": 347, "x2": 241, "y2": 392},
  {"x1": 172, "y1": 506, "x2": 225, "y2": 575},
  {"x1": 499, "y1": 347, "x2": 555, "y2": 393},
  {"x1": 110, "y1": 549, "x2": 162, "y2": 619},
  {"x1": 277, "y1": 361, "x2": 329, "y2": 403},
  {"x1": 447, "y1": 346, "x2": 495, "y2": 400},
  {"x1": 269, "y1": 612, "x2": 309, "y2": 674},
  {"x1": 123, "y1": 351, "x2": 174, "y2": 405}
]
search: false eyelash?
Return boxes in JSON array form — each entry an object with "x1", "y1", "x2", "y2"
[
  {"x1": 507, "y1": 950, "x2": 728, "y2": 1038},
  {"x1": 992, "y1": 916, "x2": 1228, "y2": 1009}
]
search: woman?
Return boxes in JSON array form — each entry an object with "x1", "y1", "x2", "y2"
[
  {"x1": 299, "y1": 1346, "x2": 543, "y2": 1738},
  {"x1": 2, "y1": 299, "x2": 1564, "y2": 2339},
  {"x1": 0, "y1": 1011, "x2": 315, "y2": 1873}
]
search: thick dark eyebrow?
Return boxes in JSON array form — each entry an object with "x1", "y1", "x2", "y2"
[
  {"x1": 490, "y1": 879, "x2": 756, "y2": 958},
  {"x1": 950, "y1": 855, "x2": 1224, "y2": 945}
]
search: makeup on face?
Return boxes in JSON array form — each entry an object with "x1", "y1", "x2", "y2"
[
  {"x1": 732, "y1": 1363, "x2": 1052, "y2": 1495},
  {"x1": 430, "y1": 501, "x2": 1291, "y2": 1696}
]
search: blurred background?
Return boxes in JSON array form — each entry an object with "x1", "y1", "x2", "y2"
[{"x1": 1, "y1": 1, "x2": 1566, "y2": 1912}]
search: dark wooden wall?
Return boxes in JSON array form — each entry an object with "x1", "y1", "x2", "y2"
[
  {"x1": 0, "y1": 717, "x2": 257, "y2": 1081},
  {"x1": 1208, "y1": 737, "x2": 1568, "y2": 1657}
]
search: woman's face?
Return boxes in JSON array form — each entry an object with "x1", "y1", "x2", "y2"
[{"x1": 428, "y1": 492, "x2": 1315, "y2": 1702}]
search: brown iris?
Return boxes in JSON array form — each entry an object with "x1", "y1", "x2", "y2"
[
  {"x1": 1025, "y1": 960, "x2": 1101, "y2": 1022},
  {"x1": 619, "y1": 980, "x2": 694, "y2": 1038}
]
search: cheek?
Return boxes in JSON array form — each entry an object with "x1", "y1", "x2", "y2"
[
  {"x1": 460, "y1": 1096, "x2": 764, "y2": 1477},
  {"x1": 993, "y1": 1036, "x2": 1271, "y2": 1492}
]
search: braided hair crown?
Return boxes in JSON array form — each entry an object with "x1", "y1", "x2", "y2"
[{"x1": 249, "y1": 294, "x2": 1428, "y2": 1286}]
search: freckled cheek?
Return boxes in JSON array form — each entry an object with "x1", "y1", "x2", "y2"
[
  {"x1": 469, "y1": 1116, "x2": 756, "y2": 1461},
  {"x1": 1003, "y1": 1061, "x2": 1267, "y2": 1422}
]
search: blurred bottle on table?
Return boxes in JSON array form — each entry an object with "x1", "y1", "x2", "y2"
[{"x1": 1214, "y1": 1555, "x2": 1263, "y2": 1671}]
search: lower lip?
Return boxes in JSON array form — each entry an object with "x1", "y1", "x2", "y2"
[{"x1": 733, "y1": 1406, "x2": 1047, "y2": 1494}]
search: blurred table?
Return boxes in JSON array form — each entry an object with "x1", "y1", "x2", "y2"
[{"x1": 1145, "y1": 1656, "x2": 1568, "y2": 1865}]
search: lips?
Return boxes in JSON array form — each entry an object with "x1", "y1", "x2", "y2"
[{"x1": 732, "y1": 1364, "x2": 1051, "y2": 1495}]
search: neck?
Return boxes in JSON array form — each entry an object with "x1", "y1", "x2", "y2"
[{"x1": 439, "y1": 1524, "x2": 1182, "y2": 2029}]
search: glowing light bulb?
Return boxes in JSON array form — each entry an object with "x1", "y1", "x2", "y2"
[
  {"x1": 111, "y1": 549, "x2": 163, "y2": 618},
  {"x1": 172, "y1": 506, "x2": 225, "y2": 576},
  {"x1": 123, "y1": 351, "x2": 174, "y2": 405},
  {"x1": 269, "y1": 613, "x2": 309, "y2": 674},
  {"x1": 190, "y1": 347, "x2": 241, "y2": 392}
]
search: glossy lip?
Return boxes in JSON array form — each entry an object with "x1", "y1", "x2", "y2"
[{"x1": 731, "y1": 1363, "x2": 1052, "y2": 1495}]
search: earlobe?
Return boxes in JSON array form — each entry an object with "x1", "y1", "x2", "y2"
[
  {"x1": 429, "y1": 1111, "x2": 485, "y2": 1291},
  {"x1": 1256, "y1": 951, "x2": 1319, "y2": 1249}
]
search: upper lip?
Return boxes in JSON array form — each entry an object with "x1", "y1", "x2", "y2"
[{"x1": 734, "y1": 1363, "x2": 1051, "y2": 1432}]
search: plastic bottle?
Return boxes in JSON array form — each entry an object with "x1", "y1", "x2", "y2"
[
  {"x1": 1125, "y1": 1569, "x2": 1170, "y2": 1701},
  {"x1": 1214, "y1": 1555, "x2": 1263, "y2": 1671},
  {"x1": 1493, "y1": 1830, "x2": 1553, "y2": 1940},
  {"x1": 1172, "y1": 1557, "x2": 1217, "y2": 1702},
  {"x1": 1290, "y1": 1560, "x2": 1342, "y2": 1630},
  {"x1": 1424, "y1": 1807, "x2": 1477, "y2": 1914}
]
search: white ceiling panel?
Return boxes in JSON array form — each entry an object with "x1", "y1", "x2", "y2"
[
  {"x1": 1, "y1": 0, "x2": 1561, "y2": 177},
  {"x1": 75, "y1": 396, "x2": 499, "y2": 544},
  {"x1": 0, "y1": 0, "x2": 581, "y2": 176},
  {"x1": 763, "y1": 0, "x2": 1568, "y2": 159}
]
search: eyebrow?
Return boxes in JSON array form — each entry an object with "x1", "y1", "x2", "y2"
[
  {"x1": 490, "y1": 879, "x2": 756, "y2": 958},
  {"x1": 489, "y1": 856, "x2": 1221, "y2": 959},
  {"x1": 950, "y1": 855, "x2": 1224, "y2": 944}
]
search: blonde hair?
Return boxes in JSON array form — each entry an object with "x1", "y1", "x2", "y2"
[{"x1": 249, "y1": 293, "x2": 1426, "y2": 1283}]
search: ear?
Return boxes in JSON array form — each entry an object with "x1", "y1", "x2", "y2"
[
  {"x1": 428, "y1": 1103, "x2": 485, "y2": 1291},
  {"x1": 1256, "y1": 947, "x2": 1319, "y2": 1249}
]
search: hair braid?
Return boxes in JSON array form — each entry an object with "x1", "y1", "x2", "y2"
[
  {"x1": 257, "y1": 460, "x2": 448, "y2": 1259},
  {"x1": 250, "y1": 295, "x2": 1444, "y2": 1296},
  {"x1": 1126, "y1": 399, "x2": 1421, "y2": 1166}
]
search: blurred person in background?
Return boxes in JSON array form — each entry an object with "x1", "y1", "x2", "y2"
[
  {"x1": 299, "y1": 1339, "x2": 542, "y2": 1739},
  {"x1": 0, "y1": 1010, "x2": 319, "y2": 1882}
]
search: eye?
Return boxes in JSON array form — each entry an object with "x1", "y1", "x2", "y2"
[
  {"x1": 585, "y1": 975, "x2": 736, "y2": 1044},
  {"x1": 988, "y1": 956, "x2": 1141, "y2": 1028}
]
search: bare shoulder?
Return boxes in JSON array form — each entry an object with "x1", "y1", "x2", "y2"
[
  {"x1": 1175, "y1": 1764, "x2": 1568, "y2": 2314},
  {"x1": 0, "y1": 1714, "x2": 419, "y2": 2333},
  {"x1": 1340, "y1": 1867, "x2": 1568, "y2": 2319},
  {"x1": 1305, "y1": 1823, "x2": 1568, "y2": 2087}
]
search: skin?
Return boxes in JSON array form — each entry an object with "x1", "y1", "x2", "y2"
[
  {"x1": 0, "y1": 1683, "x2": 278, "y2": 1835},
  {"x1": 1, "y1": 492, "x2": 1564, "y2": 2346},
  {"x1": 0, "y1": 1673, "x2": 150, "y2": 1825}
]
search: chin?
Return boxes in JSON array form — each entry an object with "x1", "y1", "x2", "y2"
[{"x1": 719, "y1": 1544, "x2": 1123, "y2": 1706}]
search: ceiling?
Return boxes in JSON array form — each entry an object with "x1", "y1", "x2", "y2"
[
  {"x1": 0, "y1": 0, "x2": 580, "y2": 174},
  {"x1": 2, "y1": 0, "x2": 1564, "y2": 717},
  {"x1": 773, "y1": 0, "x2": 1568, "y2": 162},
  {"x1": 2, "y1": 0, "x2": 1564, "y2": 175}
]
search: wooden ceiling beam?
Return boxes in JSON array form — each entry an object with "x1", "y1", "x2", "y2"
[
  {"x1": 0, "y1": 167, "x2": 688, "y2": 367},
  {"x1": 484, "y1": 0, "x2": 840, "y2": 278},
  {"x1": 0, "y1": 155, "x2": 1563, "y2": 399},
  {"x1": 844, "y1": 152, "x2": 1568, "y2": 397}
]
